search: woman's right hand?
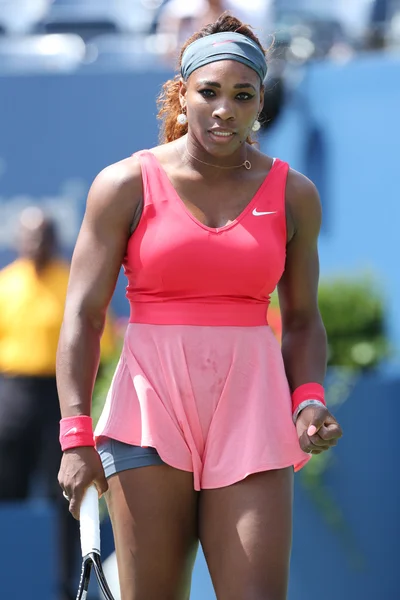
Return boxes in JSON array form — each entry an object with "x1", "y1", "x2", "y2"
[{"x1": 58, "y1": 446, "x2": 108, "y2": 519}]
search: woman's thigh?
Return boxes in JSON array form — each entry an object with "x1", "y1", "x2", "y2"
[
  {"x1": 106, "y1": 464, "x2": 199, "y2": 600},
  {"x1": 199, "y1": 468, "x2": 294, "y2": 600}
]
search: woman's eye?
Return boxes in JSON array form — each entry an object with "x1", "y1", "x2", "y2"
[
  {"x1": 236, "y1": 93, "x2": 254, "y2": 100},
  {"x1": 199, "y1": 89, "x2": 215, "y2": 97},
  {"x1": 198, "y1": 90, "x2": 255, "y2": 100}
]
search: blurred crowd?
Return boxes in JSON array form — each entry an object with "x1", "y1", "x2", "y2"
[{"x1": 0, "y1": 0, "x2": 399, "y2": 75}]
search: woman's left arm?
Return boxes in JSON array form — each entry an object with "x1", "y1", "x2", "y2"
[{"x1": 278, "y1": 170, "x2": 342, "y2": 454}]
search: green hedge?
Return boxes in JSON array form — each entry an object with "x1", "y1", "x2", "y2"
[
  {"x1": 270, "y1": 274, "x2": 390, "y2": 371},
  {"x1": 318, "y1": 276, "x2": 389, "y2": 370}
]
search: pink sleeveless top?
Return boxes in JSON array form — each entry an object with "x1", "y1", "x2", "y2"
[{"x1": 123, "y1": 151, "x2": 289, "y2": 326}]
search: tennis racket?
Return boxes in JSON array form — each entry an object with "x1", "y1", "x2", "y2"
[{"x1": 76, "y1": 485, "x2": 116, "y2": 600}]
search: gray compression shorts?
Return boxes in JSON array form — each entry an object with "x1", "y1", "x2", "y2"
[{"x1": 97, "y1": 437, "x2": 165, "y2": 479}]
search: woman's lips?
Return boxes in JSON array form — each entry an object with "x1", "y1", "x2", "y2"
[{"x1": 208, "y1": 130, "x2": 236, "y2": 142}]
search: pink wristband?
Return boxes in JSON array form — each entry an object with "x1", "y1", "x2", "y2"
[
  {"x1": 291, "y1": 383, "x2": 325, "y2": 415},
  {"x1": 59, "y1": 415, "x2": 95, "y2": 452}
]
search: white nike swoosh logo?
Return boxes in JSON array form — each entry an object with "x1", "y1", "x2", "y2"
[
  {"x1": 64, "y1": 427, "x2": 78, "y2": 436},
  {"x1": 252, "y1": 209, "x2": 277, "y2": 216}
]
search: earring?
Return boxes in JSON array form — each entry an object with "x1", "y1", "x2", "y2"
[
  {"x1": 252, "y1": 118, "x2": 261, "y2": 132},
  {"x1": 177, "y1": 111, "x2": 187, "y2": 125}
]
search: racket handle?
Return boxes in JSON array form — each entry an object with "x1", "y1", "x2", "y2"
[{"x1": 80, "y1": 485, "x2": 101, "y2": 556}]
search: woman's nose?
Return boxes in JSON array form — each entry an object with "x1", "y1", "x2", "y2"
[{"x1": 212, "y1": 103, "x2": 235, "y2": 121}]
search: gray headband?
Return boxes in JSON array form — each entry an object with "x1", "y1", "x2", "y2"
[{"x1": 181, "y1": 32, "x2": 267, "y2": 83}]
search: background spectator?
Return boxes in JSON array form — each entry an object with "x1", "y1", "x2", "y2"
[{"x1": 0, "y1": 206, "x2": 116, "y2": 600}]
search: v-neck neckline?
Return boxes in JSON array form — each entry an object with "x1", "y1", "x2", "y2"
[{"x1": 147, "y1": 151, "x2": 277, "y2": 234}]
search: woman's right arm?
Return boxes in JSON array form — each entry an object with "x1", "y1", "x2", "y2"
[{"x1": 57, "y1": 156, "x2": 142, "y2": 518}]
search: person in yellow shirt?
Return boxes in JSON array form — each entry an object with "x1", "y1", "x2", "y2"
[{"x1": 0, "y1": 207, "x2": 116, "y2": 600}]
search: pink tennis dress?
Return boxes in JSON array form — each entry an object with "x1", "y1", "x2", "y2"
[{"x1": 94, "y1": 151, "x2": 310, "y2": 490}]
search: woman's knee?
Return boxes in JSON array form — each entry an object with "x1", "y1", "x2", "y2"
[{"x1": 216, "y1": 585, "x2": 287, "y2": 600}]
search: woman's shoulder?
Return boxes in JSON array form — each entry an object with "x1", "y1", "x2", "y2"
[
  {"x1": 286, "y1": 166, "x2": 317, "y2": 195},
  {"x1": 285, "y1": 167, "x2": 321, "y2": 214},
  {"x1": 86, "y1": 154, "x2": 146, "y2": 215},
  {"x1": 93, "y1": 154, "x2": 143, "y2": 195},
  {"x1": 258, "y1": 147, "x2": 316, "y2": 196},
  {"x1": 284, "y1": 167, "x2": 322, "y2": 238},
  {"x1": 144, "y1": 140, "x2": 181, "y2": 164}
]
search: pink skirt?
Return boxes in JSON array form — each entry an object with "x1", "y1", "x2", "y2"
[{"x1": 94, "y1": 324, "x2": 310, "y2": 490}]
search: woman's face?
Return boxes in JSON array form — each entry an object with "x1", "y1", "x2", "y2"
[{"x1": 180, "y1": 59, "x2": 264, "y2": 157}]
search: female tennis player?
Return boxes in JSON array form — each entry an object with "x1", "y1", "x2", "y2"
[{"x1": 57, "y1": 13, "x2": 342, "y2": 600}]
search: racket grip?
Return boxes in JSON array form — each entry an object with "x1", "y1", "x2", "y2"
[{"x1": 80, "y1": 485, "x2": 101, "y2": 556}]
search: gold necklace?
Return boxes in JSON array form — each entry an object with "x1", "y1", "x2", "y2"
[{"x1": 185, "y1": 143, "x2": 251, "y2": 170}]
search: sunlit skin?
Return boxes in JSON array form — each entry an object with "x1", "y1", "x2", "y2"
[{"x1": 179, "y1": 60, "x2": 264, "y2": 167}]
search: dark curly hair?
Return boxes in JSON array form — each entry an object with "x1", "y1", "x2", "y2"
[{"x1": 157, "y1": 12, "x2": 268, "y2": 144}]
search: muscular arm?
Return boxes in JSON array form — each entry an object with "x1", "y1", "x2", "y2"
[
  {"x1": 277, "y1": 170, "x2": 327, "y2": 392},
  {"x1": 56, "y1": 157, "x2": 142, "y2": 418}
]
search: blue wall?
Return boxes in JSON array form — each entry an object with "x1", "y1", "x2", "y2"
[
  {"x1": 0, "y1": 500, "x2": 58, "y2": 598},
  {"x1": 289, "y1": 372, "x2": 400, "y2": 600}
]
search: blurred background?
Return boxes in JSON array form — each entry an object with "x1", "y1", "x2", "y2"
[{"x1": 0, "y1": 0, "x2": 399, "y2": 599}]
